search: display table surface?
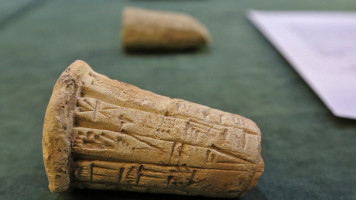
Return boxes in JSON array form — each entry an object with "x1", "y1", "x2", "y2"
[{"x1": 0, "y1": 0, "x2": 355, "y2": 200}]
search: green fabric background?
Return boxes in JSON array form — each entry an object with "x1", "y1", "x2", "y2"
[{"x1": 0, "y1": 0, "x2": 355, "y2": 199}]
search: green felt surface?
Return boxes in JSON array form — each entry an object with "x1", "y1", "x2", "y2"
[
  {"x1": 0, "y1": 0, "x2": 33, "y2": 20},
  {"x1": 0, "y1": 0, "x2": 355, "y2": 200}
]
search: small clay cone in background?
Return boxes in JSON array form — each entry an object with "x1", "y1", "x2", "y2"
[
  {"x1": 43, "y1": 60, "x2": 263, "y2": 198},
  {"x1": 121, "y1": 7, "x2": 211, "y2": 51}
]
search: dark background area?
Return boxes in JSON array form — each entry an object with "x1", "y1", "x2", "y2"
[{"x1": 0, "y1": 0, "x2": 355, "y2": 200}]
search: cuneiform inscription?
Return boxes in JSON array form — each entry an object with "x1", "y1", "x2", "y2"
[
  {"x1": 71, "y1": 84, "x2": 261, "y2": 196},
  {"x1": 169, "y1": 100, "x2": 251, "y2": 131},
  {"x1": 71, "y1": 127, "x2": 253, "y2": 171},
  {"x1": 77, "y1": 97, "x2": 117, "y2": 120},
  {"x1": 43, "y1": 61, "x2": 263, "y2": 198},
  {"x1": 73, "y1": 129, "x2": 116, "y2": 149},
  {"x1": 74, "y1": 160, "x2": 249, "y2": 193},
  {"x1": 72, "y1": 127, "x2": 167, "y2": 153},
  {"x1": 75, "y1": 96, "x2": 259, "y2": 163}
]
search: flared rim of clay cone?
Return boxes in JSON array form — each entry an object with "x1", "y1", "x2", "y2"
[{"x1": 42, "y1": 60, "x2": 93, "y2": 192}]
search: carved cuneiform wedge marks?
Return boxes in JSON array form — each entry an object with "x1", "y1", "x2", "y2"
[
  {"x1": 73, "y1": 128, "x2": 116, "y2": 149},
  {"x1": 74, "y1": 96, "x2": 258, "y2": 163},
  {"x1": 184, "y1": 121, "x2": 210, "y2": 142},
  {"x1": 128, "y1": 134, "x2": 165, "y2": 152},
  {"x1": 74, "y1": 160, "x2": 250, "y2": 193},
  {"x1": 169, "y1": 100, "x2": 259, "y2": 135},
  {"x1": 81, "y1": 84, "x2": 258, "y2": 135},
  {"x1": 72, "y1": 127, "x2": 166, "y2": 153},
  {"x1": 160, "y1": 116, "x2": 177, "y2": 128},
  {"x1": 43, "y1": 61, "x2": 263, "y2": 197},
  {"x1": 71, "y1": 73, "x2": 261, "y2": 195},
  {"x1": 71, "y1": 127, "x2": 252, "y2": 170},
  {"x1": 206, "y1": 150, "x2": 216, "y2": 163},
  {"x1": 118, "y1": 115, "x2": 134, "y2": 132},
  {"x1": 81, "y1": 84, "x2": 170, "y2": 116},
  {"x1": 125, "y1": 165, "x2": 139, "y2": 184},
  {"x1": 77, "y1": 97, "x2": 121, "y2": 121},
  {"x1": 169, "y1": 142, "x2": 184, "y2": 164}
]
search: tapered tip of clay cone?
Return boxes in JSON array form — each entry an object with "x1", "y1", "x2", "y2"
[
  {"x1": 121, "y1": 7, "x2": 211, "y2": 51},
  {"x1": 42, "y1": 60, "x2": 93, "y2": 192}
]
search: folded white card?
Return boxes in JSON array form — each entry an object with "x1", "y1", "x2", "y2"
[{"x1": 248, "y1": 10, "x2": 356, "y2": 119}]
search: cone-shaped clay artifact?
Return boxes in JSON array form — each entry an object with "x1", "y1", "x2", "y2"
[
  {"x1": 121, "y1": 7, "x2": 210, "y2": 51},
  {"x1": 43, "y1": 60, "x2": 264, "y2": 198}
]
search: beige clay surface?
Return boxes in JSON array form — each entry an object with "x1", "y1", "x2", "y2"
[
  {"x1": 121, "y1": 7, "x2": 210, "y2": 51},
  {"x1": 42, "y1": 60, "x2": 264, "y2": 198}
]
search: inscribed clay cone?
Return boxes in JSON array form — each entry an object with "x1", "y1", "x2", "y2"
[
  {"x1": 121, "y1": 7, "x2": 211, "y2": 51},
  {"x1": 42, "y1": 60, "x2": 263, "y2": 198}
]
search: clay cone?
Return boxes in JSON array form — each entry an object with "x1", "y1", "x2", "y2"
[
  {"x1": 43, "y1": 60, "x2": 263, "y2": 198},
  {"x1": 121, "y1": 7, "x2": 211, "y2": 51}
]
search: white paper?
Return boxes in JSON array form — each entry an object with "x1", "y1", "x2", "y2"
[{"x1": 248, "y1": 10, "x2": 356, "y2": 119}]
